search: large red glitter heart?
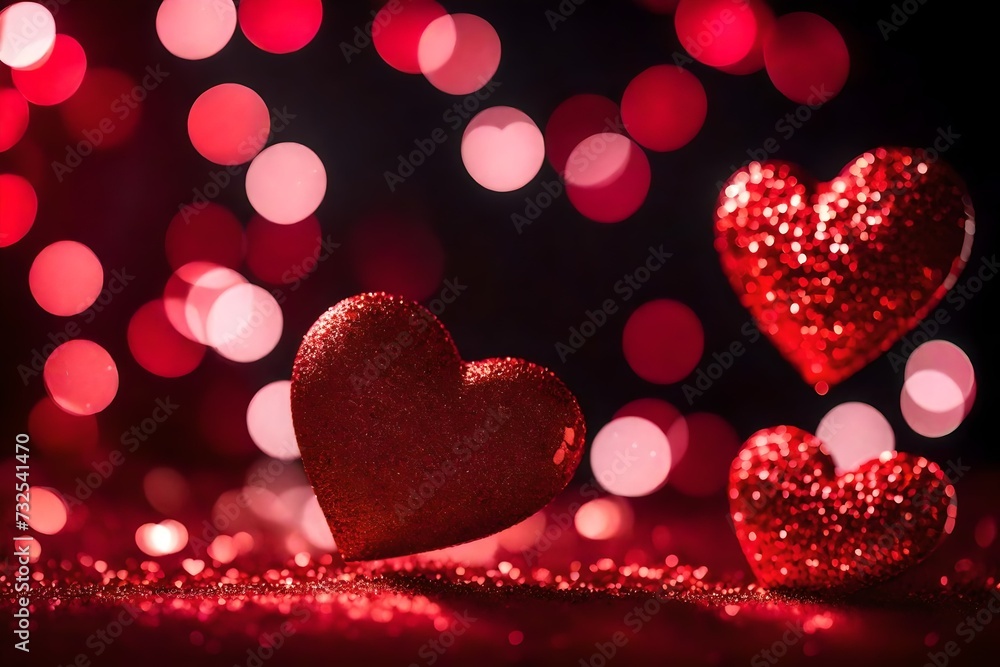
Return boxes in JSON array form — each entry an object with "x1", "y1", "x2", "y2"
[
  {"x1": 729, "y1": 425, "x2": 956, "y2": 591},
  {"x1": 715, "y1": 147, "x2": 974, "y2": 390},
  {"x1": 291, "y1": 293, "x2": 586, "y2": 561}
]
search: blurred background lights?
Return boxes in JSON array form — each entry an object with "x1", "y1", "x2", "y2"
[
  {"x1": 418, "y1": 13, "x2": 501, "y2": 95},
  {"x1": 25, "y1": 486, "x2": 67, "y2": 535},
  {"x1": 165, "y1": 203, "x2": 245, "y2": 270},
  {"x1": 238, "y1": 0, "x2": 322, "y2": 54},
  {"x1": 0, "y1": 173, "x2": 37, "y2": 247},
  {"x1": 0, "y1": 2, "x2": 56, "y2": 69},
  {"x1": 0, "y1": 88, "x2": 29, "y2": 152},
  {"x1": 205, "y1": 283, "x2": 283, "y2": 362},
  {"x1": 12, "y1": 34, "x2": 87, "y2": 105},
  {"x1": 163, "y1": 262, "x2": 247, "y2": 343},
  {"x1": 575, "y1": 497, "x2": 633, "y2": 540},
  {"x1": 817, "y1": 402, "x2": 895, "y2": 473},
  {"x1": 621, "y1": 65, "x2": 707, "y2": 152},
  {"x1": 300, "y1": 495, "x2": 336, "y2": 550},
  {"x1": 156, "y1": 0, "x2": 237, "y2": 60},
  {"x1": 207, "y1": 534, "x2": 237, "y2": 563},
  {"x1": 614, "y1": 398, "x2": 689, "y2": 466},
  {"x1": 563, "y1": 133, "x2": 651, "y2": 223},
  {"x1": 668, "y1": 413, "x2": 740, "y2": 496},
  {"x1": 901, "y1": 341, "x2": 975, "y2": 438},
  {"x1": 29, "y1": 240, "x2": 103, "y2": 316},
  {"x1": 462, "y1": 106, "x2": 545, "y2": 192},
  {"x1": 544, "y1": 94, "x2": 623, "y2": 174},
  {"x1": 188, "y1": 83, "x2": 270, "y2": 165},
  {"x1": 247, "y1": 381, "x2": 300, "y2": 460},
  {"x1": 245, "y1": 142, "x2": 326, "y2": 224},
  {"x1": 674, "y1": 0, "x2": 758, "y2": 68},
  {"x1": 143, "y1": 467, "x2": 191, "y2": 515},
  {"x1": 764, "y1": 12, "x2": 849, "y2": 104},
  {"x1": 28, "y1": 396, "x2": 99, "y2": 454},
  {"x1": 245, "y1": 214, "x2": 322, "y2": 285},
  {"x1": 497, "y1": 511, "x2": 546, "y2": 552},
  {"x1": 717, "y1": 0, "x2": 774, "y2": 75},
  {"x1": 590, "y1": 416, "x2": 672, "y2": 497},
  {"x1": 43, "y1": 340, "x2": 119, "y2": 416},
  {"x1": 135, "y1": 519, "x2": 188, "y2": 556},
  {"x1": 348, "y1": 212, "x2": 445, "y2": 301},
  {"x1": 623, "y1": 299, "x2": 704, "y2": 384},
  {"x1": 373, "y1": 0, "x2": 447, "y2": 74},
  {"x1": 58, "y1": 68, "x2": 142, "y2": 149},
  {"x1": 127, "y1": 299, "x2": 207, "y2": 377}
]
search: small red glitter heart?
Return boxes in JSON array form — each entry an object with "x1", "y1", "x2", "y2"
[
  {"x1": 715, "y1": 147, "x2": 974, "y2": 390},
  {"x1": 291, "y1": 293, "x2": 586, "y2": 561},
  {"x1": 729, "y1": 425, "x2": 957, "y2": 591}
]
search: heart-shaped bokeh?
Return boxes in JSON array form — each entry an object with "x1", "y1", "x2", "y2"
[
  {"x1": 715, "y1": 147, "x2": 974, "y2": 390},
  {"x1": 729, "y1": 425, "x2": 957, "y2": 591},
  {"x1": 291, "y1": 293, "x2": 585, "y2": 561}
]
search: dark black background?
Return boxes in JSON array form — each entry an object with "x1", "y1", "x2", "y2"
[{"x1": 1, "y1": 0, "x2": 996, "y2": 498}]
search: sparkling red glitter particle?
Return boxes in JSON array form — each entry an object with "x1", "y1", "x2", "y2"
[
  {"x1": 729, "y1": 425, "x2": 957, "y2": 592},
  {"x1": 715, "y1": 148, "x2": 974, "y2": 390},
  {"x1": 290, "y1": 293, "x2": 586, "y2": 561}
]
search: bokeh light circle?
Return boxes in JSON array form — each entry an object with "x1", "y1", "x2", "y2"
[
  {"x1": 621, "y1": 65, "x2": 707, "y2": 152},
  {"x1": 0, "y1": 2, "x2": 56, "y2": 69},
  {"x1": 188, "y1": 83, "x2": 270, "y2": 165},
  {"x1": 674, "y1": 0, "x2": 758, "y2": 68},
  {"x1": 166, "y1": 203, "x2": 244, "y2": 270},
  {"x1": 717, "y1": 0, "x2": 774, "y2": 75},
  {"x1": 156, "y1": 0, "x2": 237, "y2": 60},
  {"x1": 462, "y1": 106, "x2": 545, "y2": 192},
  {"x1": 25, "y1": 487, "x2": 67, "y2": 535},
  {"x1": 764, "y1": 12, "x2": 849, "y2": 104},
  {"x1": 668, "y1": 413, "x2": 741, "y2": 496},
  {"x1": 164, "y1": 262, "x2": 248, "y2": 344},
  {"x1": 905, "y1": 340, "x2": 976, "y2": 413},
  {"x1": 245, "y1": 142, "x2": 326, "y2": 224},
  {"x1": 0, "y1": 88, "x2": 29, "y2": 151},
  {"x1": 418, "y1": 13, "x2": 501, "y2": 95},
  {"x1": 247, "y1": 381, "x2": 300, "y2": 460},
  {"x1": 590, "y1": 416, "x2": 672, "y2": 497},
  {"x1": 623, "y1": 300, "x2": 704, "y2": 384},
  {"x1": 238, "y1": 0, "x2": 322, "y2": 54},
  {"x1": 12, "y1": 34, "x2": 87, "y2": 105},
  {"x1": 817, "y1": 402, "x2": 895, "y2": 473},
  {"x1": 373, "y1": 0, "x2": 448, "y2": 74},
  {"x1": 128, "y1": 300, "x2": 207, "y2": 377},
  {"x1": 136, "y1": 520, "x2": 188, "y2": 556},
  {"x1": 29, "y1": 240, "x2": 103, "y2": 316},
  {"x1": 246, "y1": 214, "x2": 323, "y2": 285},
  {"x1": 144, "y1": 467, "x2": 191, "y2": 515},
  {"x1": 614, "y1": 398, "x2": 689, "y2": 465},
  {"x1": 43, "y1": 340, "x2": 119, "y2": 416},
  {"x1": 901, "y1": 370, "x2": 968, "y2": 438},
  {"x1": 564, "y1": 133, "x2": 651, "y2": 223},
  {"x1": 348, "y1": 212, "x2": 445, "y2": 301},
  {"x1": 545, "y1": 94, "x2": 622, "y2": 174},
  {"x1": 575, "y1": 497, "x2": 633, "y2": 540},
  {"x1": 0, "y1": 173, "x2": 37, "y2": 247},
  {"x1": 28, "y1": 397, "x2": 99, "y2": 454},
  {"x1": 206, "y1": 283, "x2": 283, "y2": 362},
  {"x1": 58, "y1": 68, "x2": 142, "y2": 150}
]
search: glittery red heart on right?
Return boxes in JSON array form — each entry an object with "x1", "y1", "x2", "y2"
[
  {"x1": 729, "y1": 425, "x2": 957, "y2": 592},
  {"x1": 715, "y1": 147, "x2": 974, "y2": 391}
]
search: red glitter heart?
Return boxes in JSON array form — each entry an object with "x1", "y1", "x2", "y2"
[
  {"x1": 729, "y1": 425, "x2": 957, "y2": 591},
  {"x1": 291, "y1": 293, "x2": 586, "y2": 561},
  {"x1": 715, "y1": 147, "x2": 974, "y2": 390}
]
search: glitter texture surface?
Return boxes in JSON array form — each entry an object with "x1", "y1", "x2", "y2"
[
  {"x1": 730, "y1": 425, "x2": 957, "y2": 591},
  {"x1": 715, "y1": 148, "x2": 974, "y2": 390},
  {"x1": 290, "y1": 293, "x2": 586, "y2": 561}
]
